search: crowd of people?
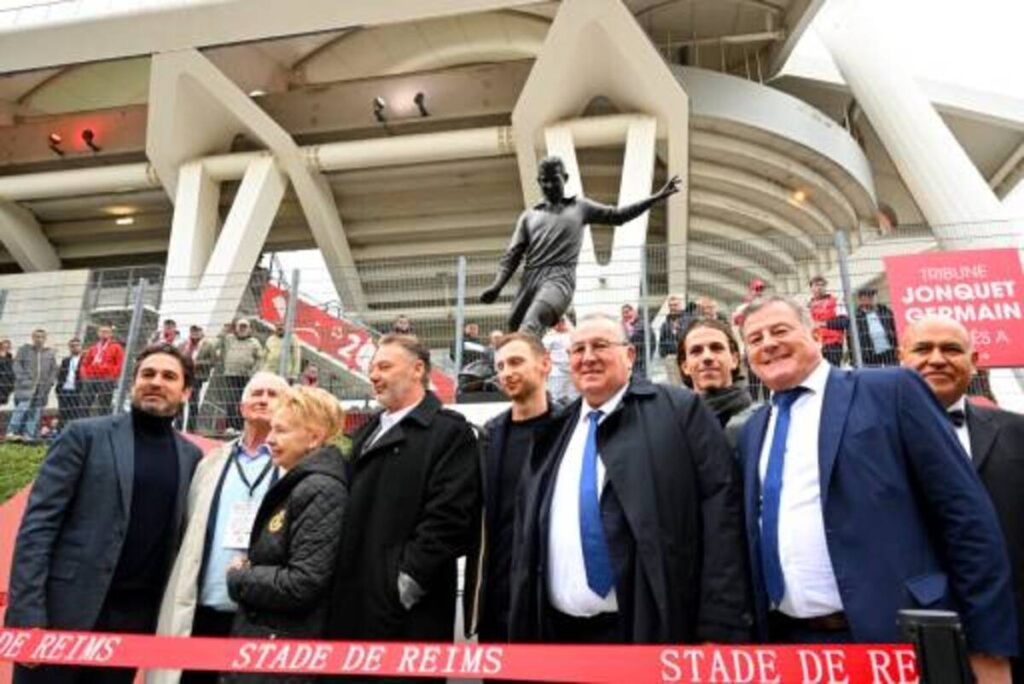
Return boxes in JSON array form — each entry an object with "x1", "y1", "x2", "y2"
[
  {"x1": 0, "y1": 317, "x2": 310, "y2": 442},
  {"x1": 3, "y1": 290, "x2": 1022, "y2": 684}
]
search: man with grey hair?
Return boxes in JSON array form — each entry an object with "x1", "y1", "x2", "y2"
[
  {"x1": 899, "y1": 315, "x2": 1024, "y2": 681},
  {"x1": 510, "y1": 312, "x2": 750, "y2": 644},
  {"x1": 737, "y1": 296, "x2": 1016, "y2": 681},
  {"x1": 150, "y1": 371, "x2": 289, "y2": 684}
]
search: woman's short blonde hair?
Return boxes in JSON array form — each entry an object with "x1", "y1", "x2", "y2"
[{"x1": 276, "y1": 386, "x2": 345, "y2": 443}]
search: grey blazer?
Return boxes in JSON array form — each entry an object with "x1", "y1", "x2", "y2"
[{"x1": 4, "y1": 413, "x2": 201, "y2": 630}]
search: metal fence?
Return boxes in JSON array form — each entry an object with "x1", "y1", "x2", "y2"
[{"x1": 0, "y1": 222, "x2": 1020, "y2": 442}]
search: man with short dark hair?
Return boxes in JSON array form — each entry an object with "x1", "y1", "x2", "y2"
[
  {"x1": 466, "y1": 332, "x2": 555, "y2": 644},
  {"x1": 56, "y1": 337, "x2": 84, "y2": 429},
  {"x1": 7, "y1": 329, "x2": 58, "y2": 442},
  {"x1": 6, "y1": 343, "x2": 202, "y2": 684},
  {"x1": 806, "y1": 275, "x2": 847, "y2": 367},
  {"x1": 900, "y1": 316, "x2": 1024, "y2": 682},
  {"x1": 737, "y1": 297, "x2": 1016, "y2": 681},
  {"x1": 80, "y1": 324, "x2": 125, "y2": 417},
  {"x1": 510, "y1": 314, "x2": 750, "y2": 644},
  {"x1": 619, "y1": 303, "x2": 648, "y2": 377},
  {"x1": 852, "y1": 287, "x2": 898, "y2": 367},
  {"x1": 329, "y1": 334, "x2": 480, "y2": 665}
]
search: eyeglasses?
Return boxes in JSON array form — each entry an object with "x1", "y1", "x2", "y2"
[{"x1": 569, "y1": 339, "x2": 629, "y2": 357}]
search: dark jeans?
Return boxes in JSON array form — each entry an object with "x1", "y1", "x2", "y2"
[
  {"x1": 223, "y1": 376, "x2": 248, "y2": 430},
  {"x1": 81, "y1": 379, "x2": 117, "y2": 417},
  {"x1": 180, "y1": 606, "x2": 236, "y2": 684}
]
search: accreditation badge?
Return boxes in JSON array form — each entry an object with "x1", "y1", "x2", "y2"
[{"x1": 224, "y1": 500, "x2": 260, "y2": 549}]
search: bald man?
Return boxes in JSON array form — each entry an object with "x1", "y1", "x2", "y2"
[{"x1": 900, "y1": 317, "x2": 1024, "y2": 681}]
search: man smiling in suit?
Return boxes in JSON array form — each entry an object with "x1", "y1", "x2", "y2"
[
  {"x1": 900, "y1": 315, "x2": 1024, "y2": 682},
  {"x1": 737, "y1": 296, "x2": 1016, "y2": 683}
]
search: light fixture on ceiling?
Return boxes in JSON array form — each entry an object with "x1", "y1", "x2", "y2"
[
  {"x1": 790, "y1": 189, "x2": 807, "y2": 204},
  {"x1": 115, "y1": 216, "x2": 135, "y2": 226},
  {"x1": 373, "y1": 96, "x2": 387, "y2": 123},
  {"x1": 81, "y1": 128, "x2": 101, "y2": 152},
  {"x1": 248, "y1": 89, "x2": 267, "y2": 98},
  {"x1": 414, "y1": 92, "x2": 429, "y2": 117},
  {"x1": 47, "y1": 132, "x2": 64, "y2": 157}
]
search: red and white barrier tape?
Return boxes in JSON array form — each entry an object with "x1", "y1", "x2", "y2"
[{"x1": 0, "y1": 628, "x2": 919, "y2": 682}]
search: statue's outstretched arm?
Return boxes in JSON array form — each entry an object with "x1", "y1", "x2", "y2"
[
  {"x1": 583, "y1": 174, "x2": 681, "y2": 226},
  {"x1": 481, "y1": 211, "x2": 529, "y2": 303}
]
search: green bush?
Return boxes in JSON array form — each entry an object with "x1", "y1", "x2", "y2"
[{"x1": 0, "y1": 442, "x2": 46, "y2": 503}]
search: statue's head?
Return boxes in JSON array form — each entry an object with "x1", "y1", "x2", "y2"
[{"x1": 537, "y1": 156, "x2": 569, "y2": 202}]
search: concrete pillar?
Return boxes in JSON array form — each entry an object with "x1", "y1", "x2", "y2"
[
  {"x1": 817, "y1": 0, "x2": 1021, "y2": 250},
  {"x1": 0, "y1": 202, "x2": 60, "y2": 272}
]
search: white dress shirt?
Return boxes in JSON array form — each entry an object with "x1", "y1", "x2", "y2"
[
  {"x1": 369, "y1": 401, "x2": 419, "y2": 447},
  {"x1": 62, "y1": 355, "x2": 80, "y2": 391},
  {"x1": 758, "y1": 360, "x2": 843, "y2": 618},
  {"x1": 547, "y1": 384, "x2": 628, "y2": 616},
  {"x1": 948, "y1": 395, "x2": 972, "y2": 458}
]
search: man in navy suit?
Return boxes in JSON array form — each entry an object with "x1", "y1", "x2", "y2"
[
  {"x1": 737, "y1": 296, "x2": 1016, "y2": 683},
  {"x1": 6, "y1": 343, "x2": 202, "y2": 684}
]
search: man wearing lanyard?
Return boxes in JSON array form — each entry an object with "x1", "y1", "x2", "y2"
[{"x1": 150, "y1": 372, "x2": 290, "y2": 684}]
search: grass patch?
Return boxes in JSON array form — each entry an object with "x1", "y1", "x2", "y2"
[{"x1": 0, "y1": 442, "x2": 46, "y2": 503}]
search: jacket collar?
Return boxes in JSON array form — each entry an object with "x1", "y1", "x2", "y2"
[
  {"x1": 357, "y1": 392, "x2": 442, "y2": 459},
  {"x1": 965, "y1": 401, "x2": 997, "y2": 471}
]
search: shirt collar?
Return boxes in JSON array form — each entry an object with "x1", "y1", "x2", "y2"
[
  {"x1": 949, "y1": 395, "x2": 967, "y2": 414},
  {"x1": 381, "y1": 399, "x2": 421, "y2": 429},
  {"x1": 772, "y1": 358, "x2": 830, "y2": 401},
  {"x1": 582, "y1": 383, "x2": 629, "y2": 421},
  {"x1": 235, "y1": 441, "x2": 271, "y2": 461}
]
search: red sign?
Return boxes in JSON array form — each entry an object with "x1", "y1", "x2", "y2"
[
  {"x1": 883, "y1": 249, "x2": 1024, "y2": 367},
  {"x1": 259, "y1": 284, "x2": 455, "y2": 401},
  {"x1": 0, "y1": 628, "x2": 919, "y2": 683}
]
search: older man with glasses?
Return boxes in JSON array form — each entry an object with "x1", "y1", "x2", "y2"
[{"x1": 509, "y1": 313, "x2": 750, "y2": 645}]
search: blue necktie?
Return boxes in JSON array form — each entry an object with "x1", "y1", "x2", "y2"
[
  {"x1": 579, "y1": 409, "x2": 615, "y2": 597},
  {"x1": 760, "y1": 387, "x2": 807, "y2": 607}
]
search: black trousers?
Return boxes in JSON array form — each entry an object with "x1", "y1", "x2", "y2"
[
  {"x1": 180, "y1": 606, "x2": 236, "y2": 684},
  {"x1": 545, "y1": 605, "x2": 625, "y2": 644}
]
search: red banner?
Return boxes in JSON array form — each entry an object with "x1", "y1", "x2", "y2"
[
  {"x1": 259, "y1": 283, "x2": 455, "y2": 401},
  {"x1": 0, "y1": 629, "x2": 918, "y2": 683},
  {"x1": 883, "y1": 248, "x2": 1024, "y2": 367}
]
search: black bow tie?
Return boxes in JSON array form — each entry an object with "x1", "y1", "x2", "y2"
[{"x1": 947, "y1": 409, "x2": 966, "y2": 428}]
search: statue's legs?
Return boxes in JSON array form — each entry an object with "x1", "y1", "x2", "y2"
[{"x1": 518, "y1": 297, "x2": 562, "y2": 337}]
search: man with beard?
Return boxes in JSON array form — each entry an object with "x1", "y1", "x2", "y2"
[
  {"x1": 328, "y1": 334, "x2": 479, "y2": 681},
  {"x1": 6, "y1": 343, "x2": 202, "y2": 684},
  {"x1": 481, "y1": 156, "x2": 679, "y2": 336},
  {"x1": 465, "y1": 333, "x2": 556, "y2": 644},
  {"x1": 677, "y1": 317, "x2": 759, "y2": 447}
]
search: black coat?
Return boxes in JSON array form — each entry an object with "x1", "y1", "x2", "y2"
[
  {"x1": 852, "y1": 304, "x2": 898, "y2": 360},
  {"x1": 967, "y1": 403, "x2": 1024, "y2": 681},
  {"x1": 0, "y1": 352, "x2": 15, "y2": 403},
  {"x1": 223, "y1": 446, "x2": 348, "y2": 683},
  {"x1": 508, "y1": 378, "x2": 752, "y2": 644},
  {"x1": 328, "y1": 392, "x2": 481, "y2": 644}
]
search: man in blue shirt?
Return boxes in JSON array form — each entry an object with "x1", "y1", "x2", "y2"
[
  {"x1": 150, "y1": 371, "x2": 290, "y2": 684},
  {"x1": 852, "y1": 287, "x2": 898, "y2": 367}
]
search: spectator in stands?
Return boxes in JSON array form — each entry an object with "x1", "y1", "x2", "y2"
[
  {"x1": 80, "y1": 324, "x2": 126, "y2": 417},
  {"x1": 300, "y1": 362, "x2": 319, "y2": 387},
  {"x1": 178, "y1": 325, "x2": 217, "y2": 432},
  {"x1": 6, "y1": 329, "x2": 58, "y2": 442},
  {"x1": 151, "y1": 372, "x2": 290, "y2": 684},
  {"x1": 731, "y1": 278, "x2": 767, "y2": 328},
  {"x1": 219, "y1": 318, "x2": 264, "y2": 434},
  {"x1": 852, "y1": 287, "x2": 898, "y2": 367},
  {"x1": 737, "y1": 297, "x2": 1016, "y2": 680},
  {"x1": 899, "y1": 316, "x2": 1024, "y2": 682},
  {"x1": 509, "y1": 313, "x2": 750, "y2": 644},
  {"x1": 807, "y1": 275, "x2": 848, "y2": 367},
  {"x1": 224, "y1": 387, "x2": 348, "y2": 675},
  {"x1": 328, "y1": 334, "x2": 480, "y2": 648},
  {"x1": 543, "y1": 315, "x2": 576, "y2": 403},
  {"x1": 150, "y1": 318, "x2": 183, "y2": 347},
  {"x1": 450, "y1": 321, "x2": 488, "y2": 369},
  {"x1": 0, "y1": 338, "x2": 14, "y2": 407},
  {"x1": 657, "y1": 295, "x2": 690, "y2": 385},
  {"x1": 466, "y1": 332, "x2": 556, "y2": 644},
  {"x1": 391, "y1": 314, "x2": 413, "y2": 335},
  {"x1": 261, "y1": 323, "x2": 300, "y2": 381},
  {"x1": 697, "y1": 296, "x2": 729, "y2": 323},
  {"x1": 620, "y1": 303, "x2": 648, "y2": 377},
  {"x1": 56, "y1": 337, "x2": 85, "y2": 431},
  {"x1": 677, "y1": 318, "x2": 757, "y2": 447},
  {"x1": 6, "y1": 344, "x2": 202, "y2": 684}
]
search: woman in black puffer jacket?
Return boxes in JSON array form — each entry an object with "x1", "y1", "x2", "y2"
[{"x1": 222, "y1": 386, "x2": 348, "y2": 684}]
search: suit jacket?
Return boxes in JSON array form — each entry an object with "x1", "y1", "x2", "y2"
[
  {"x1": 509, "y1": 378, "x2": 752, "y2": 644},
  {"x1": 738, "y1": 367, "x2": 1018, "y2": 655},
  {"x1": 328, "y1": 392, "x2": 481, "y2": 644},
  {"x1": 56, "y1": 355, "x2": 82, "y2": 394},
  {"x1": 966, "y1": 403, "x2": 1024, "y2": 674},
  {"x1": 5, "y1": 413, "x2": 201, "y2": 631}
]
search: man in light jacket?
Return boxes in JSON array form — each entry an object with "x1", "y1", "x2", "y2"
[
  {"x1": 6, "y1": 329, "x2": 58, "y2": 441},
  {"x1": 149, "y1": 372, "x2": 289, "y2": 684}
]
